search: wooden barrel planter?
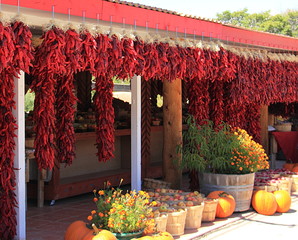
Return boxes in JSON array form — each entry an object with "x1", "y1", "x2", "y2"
[{"x1": 199, "y1": 172, "x2": 255, "y2": 212}]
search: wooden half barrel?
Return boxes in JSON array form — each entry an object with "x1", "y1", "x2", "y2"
[{"x1": 199, "y1": 172, "x2": 255, "y2": 212}]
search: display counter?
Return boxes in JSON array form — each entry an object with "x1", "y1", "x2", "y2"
[{"x1": 26, "y1": 126, "x2": 164, "y2": 206}]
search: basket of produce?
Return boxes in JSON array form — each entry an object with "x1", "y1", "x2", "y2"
[{"x1": 143, "y1": 178, "x2": 171, "y2": 190}]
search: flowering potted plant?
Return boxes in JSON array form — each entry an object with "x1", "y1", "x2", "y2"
[
  {"x1": 87, "y1": 180, "x2": 154, "y2": 239},
  {"x1": 177, "y1": 115, "x2": 269, "y2": 212}
]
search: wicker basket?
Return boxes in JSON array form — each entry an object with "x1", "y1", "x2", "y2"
[
  {"x1": 274, "y1": 123, "x2": 292, "y2": 132},
  {"x1": 154, "y1": 214, "x2": 168, "y2": 232},
  {"x1": 185, "y1": 203, "x2": 204, "y2": 229},
  {"x1": 202, "y1": 199, "x2": 218, "y2": 222},
  {"x1": 291, "y1": 175, "x2": 298, "y2": 192},
  {"x1": 166, "y1": 210, "x2": 187, "y2": 236},
  {"x1": 143, "y1": 178, "x2": 171, "y2": 190}
]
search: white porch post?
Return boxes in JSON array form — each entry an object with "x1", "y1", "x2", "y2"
[
  {"x1": 13, "y1": 71, "x2": 26, "y2": 240},
  {"x1": 131, "y1": 75, "x2": 142, "y2": 191}
]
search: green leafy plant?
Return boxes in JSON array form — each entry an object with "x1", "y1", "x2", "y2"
[{"x1": 177, "y1": 115, "x2": 269, "y2": 174}]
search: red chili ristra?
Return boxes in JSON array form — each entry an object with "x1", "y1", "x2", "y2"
[{"x1": 31, "y1": 27, "x2": 66, "y2": 170}]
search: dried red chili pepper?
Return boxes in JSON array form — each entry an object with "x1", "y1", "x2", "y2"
[
  {"x1": 31, "y1": 27, "x2": 66, "y2": 170},
  {"x1": 55, "y1": 29, "x2": 80, "y2": 165}
]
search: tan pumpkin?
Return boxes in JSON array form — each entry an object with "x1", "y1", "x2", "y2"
[
  {"x1": 252, "y1": 190, "x2": 277, "y2": 215},
  {"x1": 134, "y1": 232, "x2": 174, "y2": 240},
  {"x1": 273, "y1": 190, "x2": 292, "y2": 213},
  {"x1": 64, "y1": 221, "x2": 116, "y2": 240},
  {"x1": 207, "y1": 191, "x2": 235, "y2": 218}
]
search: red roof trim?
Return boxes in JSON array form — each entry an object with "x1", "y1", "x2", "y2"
[{"x1": 3, "y1": 0, "x2": 298, "y2": 51}]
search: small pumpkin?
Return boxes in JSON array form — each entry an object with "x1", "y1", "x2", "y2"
[
  {"x1": 273, "y1": 190, "x2": 292, "y2": 213},
  {"x1": 134, "y1": 232, "x2": 174, "y2": 240},
  {"x1": 207, "y1": 191, "x2": 235, "y2": 218},
  {"x1": 283, "y1": 163, "x2": 295, "y2": 171},
  {"x1": 252, "y1": 190, "x2": 277, "y2": 216},
  {"x1": 292, "y1": 165, "x2": 298, "y2": 173},
  {"x1": 64, "y1": 221, "x2": 116, "y2": 240},
  {"x1": 64, "y1": 221, "x2": 93, "y2": 240}
]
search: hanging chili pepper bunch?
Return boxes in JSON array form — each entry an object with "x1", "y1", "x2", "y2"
[
  {"x1": 31, "y1": 27, "x2": 67, "y2": 170},
  {"x1": 55, "y1": 29, "x2": 81, "y2": 166},
  {"x1": 0, "y1": 20, "x2": 33, "y2": 240}
]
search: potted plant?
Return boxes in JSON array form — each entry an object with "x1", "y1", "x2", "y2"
[
  {"x1": 87, "y1": 180, "x2": 154, "y2": 240},
  {"x1": 177, "y1": 115, "x2": 270, "y2": 212}
]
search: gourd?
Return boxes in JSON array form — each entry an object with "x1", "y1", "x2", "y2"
[
  {"x1": 133, "y1": 231, "x2": 174, "y2": 240},
  {"x1": 273, "y1": 190, "x2": 291, "y2": 213},
  {"x1": 252, "y1": 190, "x2": 277, "y2": 216},
  {"x1": 207, "y1": 191, "x2": 235, "y2": 218},
  {"x1": 64, "y1": 221, "x2": 92, "y2": 240},
  {"x1": 64, "y1": 221, "x2": 116, "y2": 240},
  {"x1": 282, "y1": 163, "x2": 295, "y2": 171}
]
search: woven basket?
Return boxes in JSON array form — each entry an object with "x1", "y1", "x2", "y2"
[
  {"x1": 202, "y1": 199, "x2": 218, "y2": 222},
  {"x1": 291, "y1": 175, "x2": 298, "y2": 192},
  {"x1": 185, "y1": 203, "x2": 204, "y2": 229},
  {"x1": 274, "y1": 123, "x2": 292, "y2": 132},
  {"x1": 154, "y1": 214, "x2": 168, "y2": 232},
  {"x1": 143, "y1": 178, "x2": 171, "y2": 190},
  {"x1": 166, "y1": 210, "x2": 187, "y2": 236}
]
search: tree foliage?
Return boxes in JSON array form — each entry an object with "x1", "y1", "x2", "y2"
[{"x1": 216, "y1": 9, "x2": 298, "y2": 37}]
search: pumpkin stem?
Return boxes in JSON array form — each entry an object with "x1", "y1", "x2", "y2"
[{"x1": 92, "y1": 223, "x2": 100, "y2": 234}]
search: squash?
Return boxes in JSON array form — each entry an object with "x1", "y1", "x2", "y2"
[
  {"x1": 292, "y1": 165, "x2": 298, "y2": 173},
  {"x1": 207, "y1": 191, "x2": 235, "y2": 218},
  {"x1": 64, "y1": 221, "x2": 116, "y2": 240},
  {"x1": 273, "y1": 190, "x2": 292, "y2": 213},
  {"x1": 64, "y1": 221, "x2": 93, "y2": 240},
  {"x1": 283, "y1": 163, "x2": 295, "y2": 171},
  {"x1": 252, "y1": 190, "x2": 277, "y2": 216},
  {"x1": 133, "y1": 232, "x2": 174, "y2": 240}
]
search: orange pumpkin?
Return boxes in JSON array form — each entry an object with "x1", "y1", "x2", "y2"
[
  {"x1": 283, "y1": 163, "x2": 295, "y2": 171},
  {"x1": 64, "y1": 221, "x2": 116, "y2": 240},
  {"x1": 273, "y1": 190, "x2": 292, "y2": 213},
  {"x1": 292, "y1": 165, "x2": 298, "y2": 173},
  {"x1": 207, "y1": 191, "x2": 236, "y2": 218},
  {"x1": 252, "y1": 190, "x2": 277, "y2": 215},
  {"x1": 64, "y1": 221, "x2": 93, "y2": 240}
]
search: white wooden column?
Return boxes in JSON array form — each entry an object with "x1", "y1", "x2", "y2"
[
  {"x1": 131, "y1": 75, "x2": 142, "y2": 191},
  {"x1": 13, "y1": 71, "x2": 26, "y2": 240}
]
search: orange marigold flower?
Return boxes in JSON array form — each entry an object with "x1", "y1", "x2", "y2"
[
  {"x1": 98, "y1": 212, "x2": 104, "y2": 217},
  {"x1": 93, "y1": 197, "x2": 98, "y2": 202},
  {"x1": 87, "y1": 215, "x2": 93, "y2": 221},
  {"x1": 91, "y1": 210, "x2": 96, "y2": 215},
  {"x1": 98, "y1": 190, "x2": 105, "y2": 195}
]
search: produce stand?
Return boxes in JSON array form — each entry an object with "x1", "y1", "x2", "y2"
[{"x1": 0, "y1": 1, "x2": 297, "y2": 239}]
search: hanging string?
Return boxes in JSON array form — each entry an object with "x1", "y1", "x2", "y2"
[
  {"x1": 82, "y1": 10, "x2": 86, "y2": 24},
  {"x1": 17, "y1": 0, "x2": 20, "y2": 15},
  {"x1": 184, "y1": 28, "x2": 186, "y2": 39},
  {"x1": 134, "y1": 19, "x2": 137, "y2": 30},
  {"x1": 202, "y1": 32, "x2": 204, "y2": 41},
  {"x1": 96, "y1": 13, "x2": 100, "y2": 24},
  {"x1": 145, "y1": 21, "x2": 148, "y2": 32},
  {"x1": 110, "y1": 15, "x2": 113, "y2": 27},
  {"x1": 193, "y1": 30, "x2": 196, "y2": 40},
  {"x1": 156, "y1": 23, "x2": 159, "y2": 33},
  {"x1": 122, "y1": 17, "x2": 126, "y2": 28},
  {"x1": 175, "y1": 27, "x2": 178, "y2": 38},
  {"x1": 68, "y1": 8, "x2": 71, "y2": 22},
  {"x1": 52, "y1": 5, "x2": 55, "y2": 19}
]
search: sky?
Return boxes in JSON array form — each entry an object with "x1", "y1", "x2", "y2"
[{"x1": 128, "y1": 0, "x2": 298, "y2": 19}]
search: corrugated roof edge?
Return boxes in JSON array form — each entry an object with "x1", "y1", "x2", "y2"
[{"x1": 104, "y1": 0, "x2": 297, "y2": 40}]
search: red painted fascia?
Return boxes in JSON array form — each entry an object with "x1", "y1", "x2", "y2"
[{"x1": 3, "y1": 0, "x2": 298, "y2": 51}]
